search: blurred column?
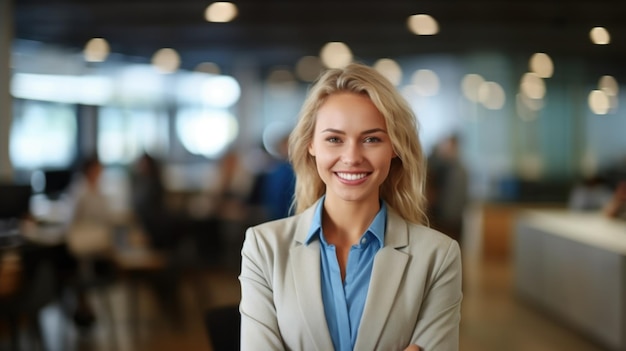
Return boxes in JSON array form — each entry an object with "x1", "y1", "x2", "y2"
[
  {"x1": 232, "y1": 58, "x2": 263, "y2": 149},
  {"x1": 0, "y1": 0, "x2": 14, "y2": 181},
  {"x1": 77, "y1": 104, "x2": 99, "y2": 159},
  {"x1": 162, "y1": 73, "x2": 186, "y2": 161},
  {"x1": 167, "y1": 101, "x2": 186, "y2": 161}
]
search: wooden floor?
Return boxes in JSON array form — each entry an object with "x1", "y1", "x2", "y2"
[
  {"x1": 1, "y1": 248, "x2": 609, "y2": 351},
  {"x1": 460, "y1": 257, "x2": 605, "y2": 351}
]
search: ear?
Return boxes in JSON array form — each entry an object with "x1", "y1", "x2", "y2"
[{"x1": 308, "y1": 144, "x2": 315, "y2": 157}]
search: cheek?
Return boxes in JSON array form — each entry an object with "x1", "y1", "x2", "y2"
[
  {"x1": 377, "y1": 152, "x2": 395, "y2": 173},
  {"x1": 312, "y1": 155, "x2": 332, "y2": 184},
  {"x1": 314, "y1": 153, "x2": 333, "y2": 172}
]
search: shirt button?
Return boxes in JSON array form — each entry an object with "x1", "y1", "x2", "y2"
[{"x1": 361, "y1": 238, "x2": 367, "y2": 244}]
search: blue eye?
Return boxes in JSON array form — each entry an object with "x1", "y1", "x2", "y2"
[
  {"x1": 364, "y1": 136, "x2": 381, "y2": 143},
  {"x1": 326, "y1": 137, "x2": 341, "y2": 143}
]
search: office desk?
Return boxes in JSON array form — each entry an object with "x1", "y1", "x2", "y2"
[
  {"x1": 514, "y1": 210, "x2": 626, "y2": 351},
  {"x1": 0, "y1": 218, "x2": 65, "y2": 300},
  {"x1": 110, "y1": 228, "x2": 168, "y2": 340}
]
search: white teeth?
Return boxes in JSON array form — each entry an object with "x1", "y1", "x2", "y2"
[{"x1": 336, "y1": 172, "x2": 367, "y2": 181}]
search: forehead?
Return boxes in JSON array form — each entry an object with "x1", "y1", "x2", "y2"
[{"x1": 315, "y1": 92, "x2": 386, "y2": 130}]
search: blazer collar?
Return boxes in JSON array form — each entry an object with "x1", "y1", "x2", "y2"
[
  {"x1": 355, "y1": 207, "x2": 410, "y2": 349},
  {"x1": 295, "y1": 198, "x2": 403, "y2": 247},
  {"x1": 290, "y1": 198, "x2": 334, "y2": 350},
  {"x1": 293, "y1": 198, "x2": 319, "y2": 245}
]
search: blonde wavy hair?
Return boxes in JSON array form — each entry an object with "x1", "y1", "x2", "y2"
[{"x1": 288, "y1": 62, "x2": 427, "y2": 225}]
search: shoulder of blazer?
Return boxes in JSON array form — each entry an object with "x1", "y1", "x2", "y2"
[
  {"x1": 248, "y1": 199, "x2": 319, "y2": 248},
  {"x1": 386, "y1": 205, "x2": 457, "y2": 255}
]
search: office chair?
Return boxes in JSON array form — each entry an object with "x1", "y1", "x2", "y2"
[
  {"x1": 0, "y1": 246, "x2": 59, "y2": 351},
  {"x1": 204, "y1": 305, "x2": 240, "y2": 351}
]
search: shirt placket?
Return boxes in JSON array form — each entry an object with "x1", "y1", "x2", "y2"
[{"x1": 327, "y1": 244, "x2": 352, "y2": 350}]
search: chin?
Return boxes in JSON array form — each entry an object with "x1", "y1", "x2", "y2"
[{"x1": 330, "y1": 189, "x2": 378, "y2": 204}]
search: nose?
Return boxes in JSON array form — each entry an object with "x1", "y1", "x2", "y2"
[{"x1": 341, "y1": 142, "x2": 363, "y2": 165}]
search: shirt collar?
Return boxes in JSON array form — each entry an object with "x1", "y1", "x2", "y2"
[{"x1": 304, "y1": 195, "x2": 387, "y2": 247}]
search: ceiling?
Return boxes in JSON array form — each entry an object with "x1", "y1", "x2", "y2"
[{"x1": 12, "y1": 0, "x2": 626, "y2": 76}]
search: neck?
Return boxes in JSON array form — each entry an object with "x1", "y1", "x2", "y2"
[{"x1": 322, "y1": 197, "x2": 380, "y2": 245}]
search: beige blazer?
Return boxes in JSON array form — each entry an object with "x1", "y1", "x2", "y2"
[{"x1": 239, "y1": 200, "x2": 462, "y2": 351}]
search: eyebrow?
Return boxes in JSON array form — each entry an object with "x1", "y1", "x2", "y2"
[{"x1": 320, "y1": 128, "x2": 388, "y2": 135}]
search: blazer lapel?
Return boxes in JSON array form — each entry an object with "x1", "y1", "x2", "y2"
[
  {"x1": 290, "y1": 201, "x2": 334, "y2": 351},
  {"x1": 354, "y1": 208, "x2": 410, "y2": 350}
]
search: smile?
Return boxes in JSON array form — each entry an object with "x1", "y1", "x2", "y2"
[{"x1": 336, "y1": 172, "x2": 369, "y2": 181}]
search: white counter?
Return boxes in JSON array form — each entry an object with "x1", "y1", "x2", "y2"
[
  {"x1": 519, "y1": 209, "x2": 626, "y2": 254},
  {"x1": 515, "y1": 210, "x2": 626, "y2": 351}
]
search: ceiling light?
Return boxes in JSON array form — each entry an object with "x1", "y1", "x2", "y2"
[
  {"x1": 411, "y1": 69, "x2": 440, "y2": 96},
  {"x1": 478, "y1": 81, "x2": 506, "y2": 110},
  {"x1": 461, "y1": 74, "x2": 485, "y2": 102},
  {"x1": 195, "y1": 62, "x2": 221, "y2": 75},
  {"x1": 529, "y1": 53, "x2": 553, "y2": 78},
  {"x1": 590, "y1": 27, "x2": 610, "y2": 45},
  {"x1": 320, "y1": 42, "x2": 352, "y2": 69},
  {"x1": 205, "y1": 2, "x2": 238, "y2": 23},
  {"x1": 407, "y1": 14, "x2": 439, "y2": 35},
  {"x1": 598, "y1": 75, "x2": 618, "y2": 96},
  {"x1": 598, "y1": 76, "x2": 619, "y2": 113},
  {"x1": 588, "y1": 90, "x2": 610, "y2": 115},
  {"x1": 520, "y1": 72, "x2": 546, "y2": 99},
  {"x1": 373, "y1": 58, "x2": 403, "y2": 86},
  {"x1": 84, "y1": 38, "x2": 110, "y2": 62},
  {"x1": 151, "y1": 48, "x2": 181, "y2": 74}
]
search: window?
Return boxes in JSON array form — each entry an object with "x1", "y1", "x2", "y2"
[
  {"x1": 98, "y1": 106, "x2": 169, "y2": 165},
  {"x1": 10, "y1": 100, "x2": 77, "y2": 169},
  {"x1": 176, "y1": 107, "x2": 238, "y2": 159}
]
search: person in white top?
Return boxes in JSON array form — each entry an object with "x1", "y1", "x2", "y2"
[{"x1": 66, "y1": 155, "x2": 116, "y2": 327}]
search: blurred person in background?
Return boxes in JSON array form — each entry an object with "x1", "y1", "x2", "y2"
[
  {"x1": 239, "y1": 63, "x2": 462, "y2": 351},
  {"x1": 130, "y1": 152, "x2": 173, "y2": 250},
  {"x1": 568, "y1": 175, "x2": 613, "y2": 211},
  {"x1": 129, "y1": 152, "x2": 185, "y2": 326},
  {"x1": 260, "y1": 133, "x2": 296, "y2": 220},
  {"x1": 243, "y1": 142, "x2": 277, "y2": 224},
  {"x1": 426, "y1": 134, "x2": 469, "y2": 245},
  {"x1": 66, "y1": 155, "x2": 116, "y2": 328},
  {"x1": 604, "y1": 180, "x2": 626, "y2": 220},
  {"x1": 215, "y1": 149, "x2": 250, "y2": 219}
]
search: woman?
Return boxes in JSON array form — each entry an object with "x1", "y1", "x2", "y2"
[
  {"x1": 66, "y1": 156, "x2": 116, "y2": 327},
  {"x1": 239, "y1": 63, "x2": 462, "y2": 351}
]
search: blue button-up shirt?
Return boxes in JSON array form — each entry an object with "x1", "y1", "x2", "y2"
[{"x1": 304, "y1": 197, "x2": 387, "y2": 351}]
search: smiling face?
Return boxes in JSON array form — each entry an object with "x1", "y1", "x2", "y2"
[{"x1": 308, "y1": 92, "x2": 396, "y2": 207}]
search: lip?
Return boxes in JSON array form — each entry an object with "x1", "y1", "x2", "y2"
[{"x1": 334, "y1": 171, "x2": 371, "y2": 185}]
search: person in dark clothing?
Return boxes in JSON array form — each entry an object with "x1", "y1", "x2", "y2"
[
  {"x1": 261, "y1": 135, "x2": 296, "y2": 220},
  {"x1": 130, "y1": 153, "x2": 173, "y2": 250},
  {"x1": 129, "y1": 153, "x2": 184, "y2": 326},
  {"x1": 426, "y1": 134, "x2": 469, "y2": 245}
]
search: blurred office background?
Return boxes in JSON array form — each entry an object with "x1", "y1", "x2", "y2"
[{"x1": 1, "y1": 0, "x2": 626, "y2": 350}]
